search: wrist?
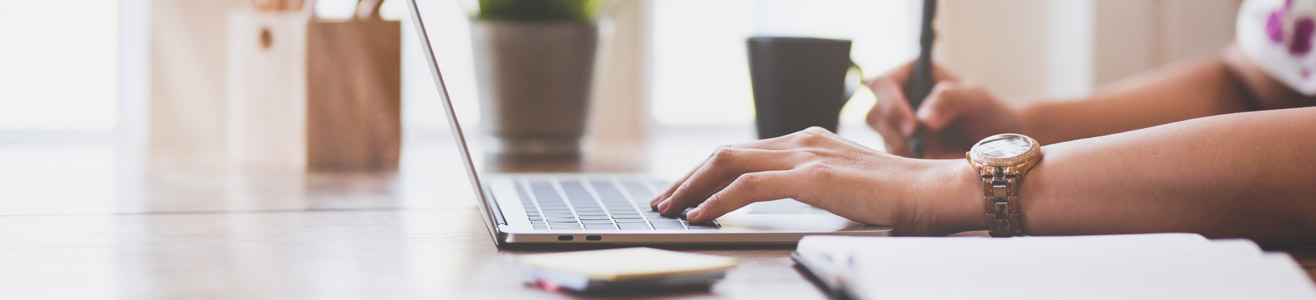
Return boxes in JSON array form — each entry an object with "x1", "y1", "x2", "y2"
[{"x1": 916, "y1": 159, "x2": 987, "y2": 235}]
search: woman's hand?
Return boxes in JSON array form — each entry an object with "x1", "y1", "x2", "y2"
[
  {"x1": 866, "y1": 61, "x2": 1022, "y2": 158},
  {"x1": 648, "y1": 127, "x2": 981, "y2": 236}
]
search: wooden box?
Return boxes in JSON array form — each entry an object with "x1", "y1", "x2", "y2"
[{"x1": 226, "y1": 3, "x2": 400, "y2": 171}]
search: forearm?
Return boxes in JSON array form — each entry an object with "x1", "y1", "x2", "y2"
[
  {"x1": 1017, "y1": 50, "x2": 1255, "y2": 145},
  {"x1": 1009, "y1": 107, "x2": 1316, "y2": 245}
]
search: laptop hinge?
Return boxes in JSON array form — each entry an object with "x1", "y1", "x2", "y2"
[{"x1": 484, "y1": 186, "x2": 508, "y2": 225}]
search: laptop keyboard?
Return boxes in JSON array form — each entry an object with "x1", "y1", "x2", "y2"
[{"x1": 517, "y1": 176, "x2": 720, "y2": 231}]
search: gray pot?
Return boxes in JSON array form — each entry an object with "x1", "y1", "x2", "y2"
[{"x1": 470, "y1": 20, "x2": 598, "y2": 158}]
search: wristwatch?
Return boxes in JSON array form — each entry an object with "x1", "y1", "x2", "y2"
[{"x1": 966, "y1": 133, "x2": 1042, "y2": 237}]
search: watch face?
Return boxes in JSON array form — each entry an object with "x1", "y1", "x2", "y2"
[{"x1": 976, "y1": 134, "x2": 1033, "y2": 159}]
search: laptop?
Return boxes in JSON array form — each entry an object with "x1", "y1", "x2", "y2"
[{"x1": 405, "y1": 0, "x2": 891, "y2": 246}]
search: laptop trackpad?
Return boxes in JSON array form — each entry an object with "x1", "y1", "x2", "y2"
[
  {"x1": 715, "y1": 199, "x2": 863, "y2": 231},
  {"x1": 743, "y1": 198, "x2": 817, "y2": 214}
]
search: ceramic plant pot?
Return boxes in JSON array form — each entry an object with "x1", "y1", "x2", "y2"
[{"x1": 470, "y1": 20, "x2": 598, "y2": 159}]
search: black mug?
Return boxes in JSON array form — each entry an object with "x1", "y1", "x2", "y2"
[{"x1": 747, "y1": 37, "x2": 863, "y2": 139}]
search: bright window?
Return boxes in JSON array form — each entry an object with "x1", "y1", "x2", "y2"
[
  {"x1": 0, "y1": 0, "x2": 119, "y2": 131},
  {"x1": 650, "y1": 0, "x2": 918, "y2": 126}
]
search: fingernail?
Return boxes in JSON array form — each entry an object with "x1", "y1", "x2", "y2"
[
  {"x1": 657, "y1": 200, "x2": 671, "y2": 213},
  {"x1": 685, "y1": 208, "x2": 702, "y2": 222}
]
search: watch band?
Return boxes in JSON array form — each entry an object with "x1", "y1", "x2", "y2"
[{"x1": 982, "y1": 166, "x2": 1023, "y2": 237}]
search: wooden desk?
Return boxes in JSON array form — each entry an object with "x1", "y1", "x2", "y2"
[{"x1": 1, "y1": 127, "x2": 1312, "y2": 299}]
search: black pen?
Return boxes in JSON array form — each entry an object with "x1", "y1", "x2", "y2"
[{"x1": 907, "y1": 0, "x2": 937, "y2": 158}]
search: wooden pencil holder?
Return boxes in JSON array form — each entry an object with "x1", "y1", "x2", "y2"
[{"x1": 226, "y1": 0, "x2": 400, "y2": 171}]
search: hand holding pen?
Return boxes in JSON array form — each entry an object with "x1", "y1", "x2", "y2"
[{"x1": 863, "y1": 0, "x2": 1022, "y2": 159}]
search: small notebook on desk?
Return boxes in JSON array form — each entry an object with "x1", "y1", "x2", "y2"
[
  {"x1": 521, "y1": 247, "x2": 737, "y2": 293},
  {"x1": 792, "y1": 233, "x2": 1316, "y2": 300}
]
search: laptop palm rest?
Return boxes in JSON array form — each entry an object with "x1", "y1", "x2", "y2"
[{"x1": 715, "y1": 199, "x2": 866, "y2": 232}]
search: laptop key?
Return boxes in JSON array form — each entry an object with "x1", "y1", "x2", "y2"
[
  {"x1": 618, "y1": 223, "x2": 653, "y2": 230},
  {"x1": 650, "y1": 221, "x2": 686, "y2": 230},
  {"x1": 561, "y1": 181, "x2": 597, "y2": 202},
  {"x1": 606, "y1": 208, "x2": 636, "y2": 214},
  {"x1": 590, "y1": 180, "x2": 630, "y2": 202},
  {"x1": 621, "y1": 181, "x2": 655, "y2": 199},
  {"x1": 578, "y1": 215, "x2": 611, "y2": 220},
  {"x1": 584, "y1": 224, "x2": 618, "y2": 230},
  {"x1": 648, "y1": 215, "x2": 680, "y2": 221},
  {"x1": 531, "y1": 223, "x2": 548, "y2": 230},
  {"x1": 581, "y1": 219, "x2": 614, "y2": 224},
  {"x1": 531, "y1": 182, "x2": 564, "y2": 202},
  {"x1": 614, "y1": 219, "x2": 648, "y2": 223},
  {"x1": 686, "y1": 224, "x2": 720, "y2": 230}
]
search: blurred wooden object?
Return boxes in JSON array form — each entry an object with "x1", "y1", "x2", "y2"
[
  {"x1": 227, "y1": 0, "x2": 400, "y2": 171},
  {"x1": 252, "y1": 0, "x2": 306, "y2": 11}
]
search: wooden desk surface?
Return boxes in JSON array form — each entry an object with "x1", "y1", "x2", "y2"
[{"x1": 1, "y1": 127, "x2": 1312, "y2": 299}]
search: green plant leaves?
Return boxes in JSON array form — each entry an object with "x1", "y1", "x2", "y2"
[{"x1": 475, "y1": 0, "x2": 603, "y2": 23}]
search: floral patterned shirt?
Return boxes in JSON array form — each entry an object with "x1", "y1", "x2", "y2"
[{"x1": 1238, "y1": 0, "x2": 1316, "y2": 95}]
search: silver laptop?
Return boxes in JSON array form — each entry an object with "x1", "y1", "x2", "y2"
[{"x1": 406, "y1": 0, "x2": 890, "y2": 246}]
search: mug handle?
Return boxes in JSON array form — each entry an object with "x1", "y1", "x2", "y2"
[{"x1": 843, "y1": 60, "x2": 865, "y2": 104}]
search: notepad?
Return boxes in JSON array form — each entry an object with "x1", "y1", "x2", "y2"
[
  {"x1": 520, "y1": 247, "x2": 737, "y2": 293},
  {"x1": 793, "y1": 233, "x2": 1316, "y2": 300}
]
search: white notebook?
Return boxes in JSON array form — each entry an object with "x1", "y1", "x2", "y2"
[{"x1": 793, "y1": 233, "x2": 1316, "y2": 300}]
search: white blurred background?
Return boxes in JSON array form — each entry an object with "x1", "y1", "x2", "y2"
[{"x1": 0, "y1": 0, "x2": 1241, "y2": 145}]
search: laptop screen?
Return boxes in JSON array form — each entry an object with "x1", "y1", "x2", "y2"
[{"x1": 406, "y1": 0, "x2": 500, "y2": 236}]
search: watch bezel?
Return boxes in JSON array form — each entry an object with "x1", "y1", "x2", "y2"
[{"x1": 968, "y1": 133, "x2": 1041, "y2": 169}]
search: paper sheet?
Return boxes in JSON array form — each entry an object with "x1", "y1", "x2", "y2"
[{"x1": 796, "y1": 233, "x2": 1316, "y2": 300}]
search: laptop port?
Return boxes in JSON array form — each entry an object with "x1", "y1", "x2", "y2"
[
  {"x1": 585, "y1": 235, "x2": 602, "y2": 241},
  {"x1": 558, "y1": 235, "x2": 573, "y2": 241}
]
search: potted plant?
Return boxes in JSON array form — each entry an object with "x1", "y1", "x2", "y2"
[{"x1": 468, "y1": 0, "x2": 608, "y2": 160}]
